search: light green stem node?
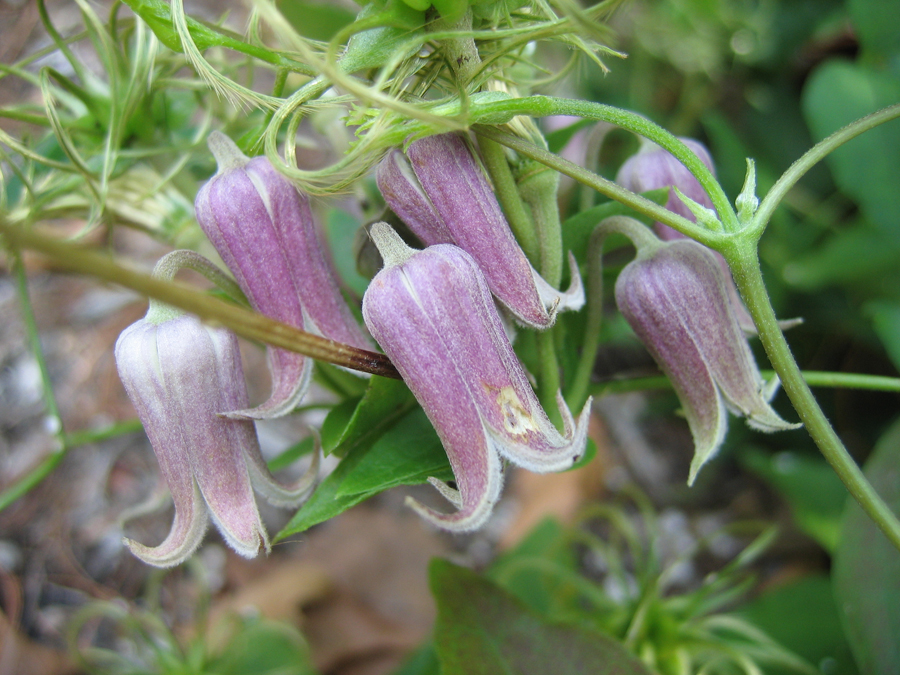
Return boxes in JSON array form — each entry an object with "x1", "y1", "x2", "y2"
[
  {"x1": 207, "y1": 130, "x2": 250, "y2": 173},
  {"x1": 369, "y1": 222, "x2": 417, "y2": 268},
  {"x1": 146, "y1": 250, "x2": 243, "y2": 325}
]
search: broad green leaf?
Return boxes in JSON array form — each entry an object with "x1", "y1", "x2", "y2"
[
  {"x1": 209, "y1": 616, "x2": 319, "y2": 675},
  {"x1": 740, "y1": 448, "x2": 847, "y2": 552},
  {"x1": 277, "y1": 0, "x2": 356, "y2": 42},
  {"x1": 430, "y1": 559, "x2": 654, "y2": 675},
  {"x1": 278, "y1": 405, "x2": 449, "y2": 536},
  {"x1": 802, "y1": 60, "x2": 900, "y2": 231},
  {"x1": 328, "y1": 375, "x2": 417, "y2": 457},
  {"x1": 488, "y1": 518, "x2": 578, "y2": 617},
  {"x1": 320, "y1": 396, "x2": 362, "y2": 453},
  {"x1": 849, "y1": 0, "x2": 900, "y2": 59},
  {"x1": 782, "y1": 217, "x2": 900, "y2": 290},
  {"x1": 336, "y1": 407, "x2": 452, "y2": 496},
  {"x1": 833, "y1": 417, "x2": 900, "y2": 675},
  {"x1": 325, "y1": 209, "x2": 371, "y2": 297},
  {"x1": 738, "y1": 576, "x2": 858, "y2": 675},
  {"x1": 276, "y1": 441, "x2": 379, "y2": 537}
]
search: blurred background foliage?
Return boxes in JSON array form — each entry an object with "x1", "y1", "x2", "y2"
[{"x1": 2, "y1": 0, "x2": 899, "y2": 672}]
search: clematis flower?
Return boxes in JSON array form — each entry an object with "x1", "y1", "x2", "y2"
[
  {"x1": 195, "y1": 131, "x2": 371, "y2": 419},
  {"x1": 616, "y1": 137, "x2": 800, "y2": 333},
  {"x1": 376, "y1": 132, "x2": 583, "y2": 329},
  {"x1": 115, "y1": 308, "x2": 318, "y2": 567},
  {"x1": 362, "y1": 223, "x2": 591, "y2": 531},
  {"x1": 614, "y1": 237, "x2": 800, "y2": 484}
]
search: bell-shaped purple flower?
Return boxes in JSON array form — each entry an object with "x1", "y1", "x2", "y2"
[
  {"x1": 195, "y1": 132, "x2": 371, "y2": 419},
  {"x1": 362, "y1": 223, "x2": 591, "y2": 531},
  {"x1": 115, "y1": 311, "x2": 318, "y2": 567},
  {"x1": 376, "y1": 133, "x2": 583, "y2": 329},
  {"x1": 614, "y1": 238, "x2": 799, "y2": 484},
  {"x1": 615, "y1": 137, "x2": 801, "y2": 334}
]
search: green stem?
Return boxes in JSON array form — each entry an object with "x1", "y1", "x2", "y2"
[
  {"x1": 0, "y1": 221, "x2": 400, "y2": 379},
  {"x1": 588, "y1": 371, "x2": 900, "y2": 397},
  {"x1": 472, "y1": 124, "x2": 722, "y2": 248},
  {"x1": 567, "y1": 217, "x2": 660, "y2": 411},
  {"x1": 0, "y1": 250, "x2": 69, "y2": 511},
  {"x1": 478, "y1": 135, "x2": 540, "y2": 263},
  {"x1": 517, "y1": 163, "x2": 563, "y2": 287},
  {"x1": 726, "y1": 239, "x2": 900, "y2": 552},
  {"x1": 751, "y1": 103, "x2": 900, "y2": 240},
  {"x1": 537, "y1": 329, "x2": 562, "y2": 429}
]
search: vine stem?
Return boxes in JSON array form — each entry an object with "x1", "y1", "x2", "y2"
[
  {"x1": 0, "y1": 221, "x2": 400, "y2": 380},
  {"x1": 725, "y1": 239, "x2": 900, "y2": 551}
]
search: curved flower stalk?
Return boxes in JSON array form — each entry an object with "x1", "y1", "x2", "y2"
[
  {"x1": 616, "y1": 137, "x2": 801, "y2": 334},
  {"x1": 609, "y1": 221, "x2": 800, "y2": 484},
  {"x1": 616, "y1": 137, "x2": 719, "y2": 241},
  {"x1": 115, "y1": 254, "x2": 319, "y2": 567},
  {"x1": 362, "y1": 223, "x2": 591, "y2": 531},
  {"x1": 376, "y1": 132, "x2": 583, "y2": 329},
  {"x1": 195, "y1": 131, "x2": 372, "y2": 419}
]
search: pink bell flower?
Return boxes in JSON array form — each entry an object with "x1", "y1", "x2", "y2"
[
  {"x1": 115, "y1": 309, "x2": 317, "y2": 567},
  {"x1": 614, "y1": 238, "x2": 799, "y2": 484},
  {"x1": 362, "y1": 223, "x2": 591, "y2": 531},
  {"x1": 195, "y1": 132, "x2": 371, "y2": 419},
  {"x1": 376, "y1": 133, "x2": 583, "y2": 329}
]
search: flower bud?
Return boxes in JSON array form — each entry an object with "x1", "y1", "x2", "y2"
[
  {"x1": 616, "y1": 137, "x2": 716, "y2": 241},
  {"x1": 115, "y1": 312, "x2": 318, "y2": 567},
  {"x1": 362, "y1": 223, "x2": 591, "y2": 531},
  {"x1": 376, "y1": 133, "x2": 583, "y2": 329},
  {"x1": 195, "y1": 132, "x2": 371, "y2": 419},
  {"x1": 614, "y1": 238, "x2": 799, "y2": 484}
]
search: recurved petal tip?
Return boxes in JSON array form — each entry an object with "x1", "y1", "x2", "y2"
[
  {"x1": 404, "y1": 467, "x2": 502, "y2": 533},
  {"x1": 244, "y1": 435, "x2": 321, "y2": 508},
  {"x1": 123, "y1": 482, "x2": 209, "y2": 568},
  {"x1": 221, "y1": 349, "x2": 312, "y2": 420}
]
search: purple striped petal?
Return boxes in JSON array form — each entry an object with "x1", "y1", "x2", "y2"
[{"x1": 362, "y1": 224, "x2": 590, "y2": 530}]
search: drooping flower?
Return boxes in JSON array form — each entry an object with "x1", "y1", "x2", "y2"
[
  {"x1": 362, "y1": 223, "x2": 591, "y2": 531},
  {"x1": 195, "y1": 131, "x2": 371, "y2": 419},
  {"x1": 615, "y1": 137, "x2": 800, "y2": 333},
  {"x1": 376, "y1": 132, "x2": 583, "y2": 329},
  {"x1": 614, "y1": 236, "x2": 799, "y2": 484},
  {"x1": 115, "y1": 302, "x2": 318, "y2": 567}
]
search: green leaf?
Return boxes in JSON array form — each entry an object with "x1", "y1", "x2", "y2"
[
  {"x1": 268, "y1": 436, "x2": 317, "y2": 473},
  {"x1": 488, "y1": 518, "x2": 577, "y2": 616},
  {"x1": 849, "y1": 0, "x2": 900, "y2": 59},
  {"x1": 328, "y1": 375, "x2": 417, "y2": 457},
  {"x1": 122, "y1": 0, "x2": 316, "y2": 74},
  {"x1": 278, "y1": 404, "x2": 449, "y2": 537},
  {"x1": 336, "y1": 407, "x2": 452, "y2": 496},
  {"x1": 738, "y1": 576, "x2": 858, "y2": 675},
  {"x1": 430, "y1": 559, "x2": 655, "y2": 675},
  {"x1": 208, "y1": 616, "x2": 319, "y2": 675},
  {"x1": 801, "y1": 60, "x2": 900, "y2": 231},
  {"x1": 740, "y1": 448, "x2": 847, "y2": 552},
  {"x1": 321, "y1": 396, "x2": 362, "y2": 453},
  {"x1": 277, "y1": 0, "x2": 357, "y2": 42},
  {"x1": 325, "y1": 209, "x2": 371, "y2": 297},
  {"x1": 276, "y1": 441, "x2": 379, "y2": 538},
  {"x1": 833, "y1": 417, "x2": 900, "y2": 675}
]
